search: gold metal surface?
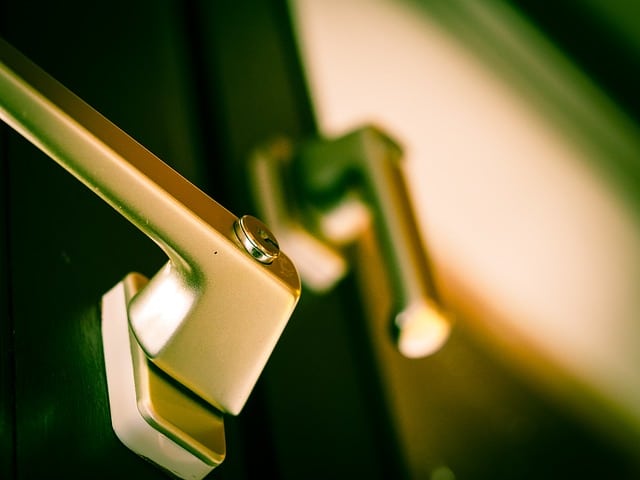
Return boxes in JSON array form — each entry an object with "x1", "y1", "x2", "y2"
[
  {"x1": 0, "y1": 37, "x2": 301, "y2": 415},
  {"x1": 124, "y1": 274, "x2": 226, "y2": 467}
]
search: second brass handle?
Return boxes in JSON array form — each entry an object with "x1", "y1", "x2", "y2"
[{"x1": 252, "y1": 126, "x2": 451, "y2": 358}]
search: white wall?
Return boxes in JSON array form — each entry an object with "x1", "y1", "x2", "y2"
[{"x1": 290, "y1": 0, "x2": 640, "y2": 438}]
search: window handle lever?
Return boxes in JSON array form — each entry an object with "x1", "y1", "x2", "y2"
[
  {"x1": 0, "y1": 37, "x2": 300, "y2": 478},
  {"x1": 252, "y1": 126, "x2": 450, "y2": 358}
]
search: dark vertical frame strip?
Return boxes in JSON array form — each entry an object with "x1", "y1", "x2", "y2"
[
  {"x1": 179, "y1": 2, "x2": 285, "y2": 478},
  {"x1": 0, "y1": 1, "x2": 16, "y2": 475},
  {"x1": 189, "y1": 1, "x2": 410, "y2": 478},
  {"x1": 183, "y1": 1, "x2": 311, "y2": 478},
  {"x1": 0, "y1": 106, "x2": 17, "y2": 480},
  {"x1": 178, "y1": 0, "x2": 232, "y2": 206}
]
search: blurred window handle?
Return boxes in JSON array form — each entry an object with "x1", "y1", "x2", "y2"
[{"x1": 251, "y1": 126, "x2": 451, "y2": 359}]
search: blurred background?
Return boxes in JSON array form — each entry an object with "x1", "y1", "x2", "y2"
[{"x1": 1, "y1": 1, "x2": 639, "y2": 479}]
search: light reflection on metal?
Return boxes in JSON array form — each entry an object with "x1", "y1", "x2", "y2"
[
  {"x1": 127, "y1": 262, "x2": 197, "y2": 358},
  {"x1": 395, "y1": 300, "x2": 451, "y2": 359},
  {"x1": 251, "y1": 126, "x2": 451, "y2": 358}
]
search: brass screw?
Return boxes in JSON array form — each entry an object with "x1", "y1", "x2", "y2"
[{"x1": 233, "y1": 215, "x2": 280, "y2": 264}]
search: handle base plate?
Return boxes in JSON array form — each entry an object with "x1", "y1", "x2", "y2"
[{"x1": 102, "y1": 274, "x2": 226, "y2": 479}]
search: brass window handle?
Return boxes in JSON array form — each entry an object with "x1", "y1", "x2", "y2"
[
  {"x1": 0, "y1": 37, "x2": 300, "y2": 477},
  {"x1": 252, "y1": 127, "x2": 450, "y2": 358}
]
